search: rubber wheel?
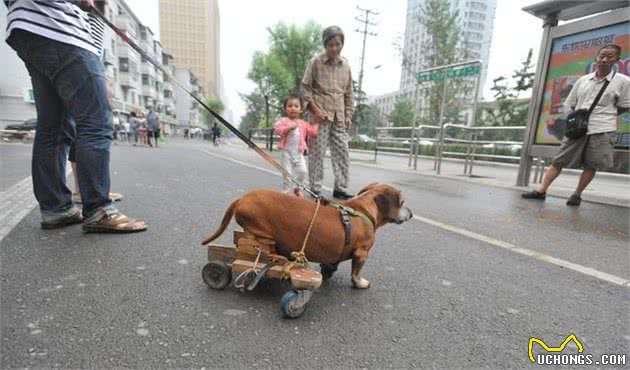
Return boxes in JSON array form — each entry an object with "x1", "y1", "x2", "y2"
[
  {"x1": 320, "y1": 264, "x2": 337, "y2": 281},
  {"x1": 281, "y1": 290, "x2": 306, "y2": 319},
  {"x1": 202, "y1": 261, "x2": 231, "y2": 289}
]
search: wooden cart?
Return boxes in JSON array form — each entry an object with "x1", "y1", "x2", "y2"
[{"x1": 202, "y1": 230, "x2": 322, "y2": 318}]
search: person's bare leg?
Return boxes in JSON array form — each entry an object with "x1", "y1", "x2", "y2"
[
  {"x1": 538, "y1": 164, "x2": 562, "y2": 193},
  {"x1": 575, "y1": 168, "x2": 596, "y2": 196},
  {"x1": 71, "y1": 161, "x2": 80, "y2": 195}
]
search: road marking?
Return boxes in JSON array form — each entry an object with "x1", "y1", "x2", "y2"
[
  {"x1": 412, "y1": 215, "x2": 629, "y2": 287},
  {"x1": 200, "y1": 148, "x2": 630, "y2": 288},
  {"x1": 200, "y1": 149, "x2": 278, "y2": 177},
  {"x1": 0, "y1": 165, "x2": 74, "y2": 243},
  {"x1": 0, "y1": 176, "x2": 37, "y2": 242}
]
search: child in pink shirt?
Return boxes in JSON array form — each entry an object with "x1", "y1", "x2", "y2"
[{"x1": 274, "y1": 95, "x2": 319, "y2": 196}]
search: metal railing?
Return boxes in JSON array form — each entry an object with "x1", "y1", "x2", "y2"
[
  {"x1": 438, "y1": 124, "x2": 527, "y2": 175},
  {"x1": 374, "y1": 125, "x2": 440, "y2": 169},
  {"x1": 248, "y1": 128, "x2": 278, "y2": 151},
  {"x1": 248, "y1": 124, "x2": 529, "y2": 177},
  {"x1": 373, "y1": 124, "x2": 527, "y2": 176}
]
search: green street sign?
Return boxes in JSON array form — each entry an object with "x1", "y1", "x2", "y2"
[{"x1": 416, "y1": 65, "x2": 480, "y2": 82}]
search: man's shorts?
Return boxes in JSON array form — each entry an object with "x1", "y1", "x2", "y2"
[{"x1": 552, "y1": 132, "x2": 616, "y2": 170}]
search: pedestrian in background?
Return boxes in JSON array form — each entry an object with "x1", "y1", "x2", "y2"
[
  {"x1": 211, "y1": 122, "x2": 221, "y2": 146},
  {"x1": 146, "y1": 107, "x2": 158, "y2": 148}
]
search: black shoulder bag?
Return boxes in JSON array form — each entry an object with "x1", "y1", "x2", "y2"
[{"x1": 559, "y1": 74, "x2": 613, "y2": 139}]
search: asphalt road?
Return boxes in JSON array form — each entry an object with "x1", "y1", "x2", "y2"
[{"x1": 1, "y1": 139, "x2": 628, "y2": 369}]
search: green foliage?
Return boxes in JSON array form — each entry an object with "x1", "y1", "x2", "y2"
[
  {"x1": 478, "y1": 49, "x2": 534, "y2": 141},
  {"x1": 241, "y1": 21, "x2": 323, "y2": 130},
  {"x1": 389, "y1": 99, "x2": 415, "y2": 137},
  {"x1": 416, "y1": 0, "x2": 465, "y2": 125},
  {"x1": 239, "y1": 91, "x2": 272, "y2": 132},
  {"x1": 353, "y1": 103, "x2": 382, "y2": 136},
  {"x1": 202, "y1": 97, "x2": 224, "y2": 129},
  {"x1": 267, "y1": 21, "x2": 322, "y2": 93}
]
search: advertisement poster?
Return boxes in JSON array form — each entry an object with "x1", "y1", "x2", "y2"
[{"x1": 535, "y1": 21, "x2": 630, "y2": 147}]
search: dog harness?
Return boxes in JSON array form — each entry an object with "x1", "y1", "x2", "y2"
[
  {"x1": 329, "y1": 202, "x2": 375, "y2": 256},
  {"x1": 289, "y1": 199, "x2": 376, "y2": 273}
]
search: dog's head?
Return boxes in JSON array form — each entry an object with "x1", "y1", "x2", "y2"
[{"x1": 356, "y1": 183, "x2": 413, "y2": 227}]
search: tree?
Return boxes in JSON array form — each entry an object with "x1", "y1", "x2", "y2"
[
  {"x1": 267, "y1": 21, "x2": 322, "y2": 93},
  {"x1": 388, "y1": 99, "x2": 415, "y2": 138},
  {"x1": 481, "y1": 49, "x2": 534, "y2": 128},
  {"x1": 353, "y1": 103, "x2": 381, "y2": 136},
  {"x1": 479, "y1": 49, "x2": 535, "y2": 141},
  {"x1": 239, "y1": 91, "x2": 266, "y2": 134},
  {"x1": 243, "y1": 22, "x2": 323, "y2": 129},
  {"x1": 247, "y1": 51, "x2": 291, "y2": 128},
  {"x1": 351, "y1": 79, "x2": 370, "y2": 136},
  {"x1": 416, "y1": 0, "x2": 463, "y2": 126},
  {"x1": 202, "y1": 97, "x2": 224, "y2": 129}
]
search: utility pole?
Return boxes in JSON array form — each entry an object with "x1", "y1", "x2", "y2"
[{"x1": 355, "y1": 6, "x2": 379, "y2": 134}]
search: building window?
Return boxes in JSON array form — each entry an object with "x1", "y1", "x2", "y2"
[
  {"x1": 467, "y1": 22, "x2": 485, "y2": 30},
  {"x1": 470, "y1": 1, "x2": 487, "y2": 10},
  {"x1": 468, "y1": 11, "x2": 486, "y2": 20},
  {"x1": 119, "y1": 57, "x2": 129, "y2": 72}
]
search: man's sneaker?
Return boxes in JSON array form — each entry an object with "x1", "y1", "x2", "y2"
[
  {"x1": 521, "y1": 190, "x2": 546, "y2": 200},
  {"x1": 41, "y1": 207, "x2": 83, "y2": 229},
  {"x1": 566, "y1": 194, "x2": 582, "y2": 206},
  {"x1": 333, "y1": 190, "x2": 354, "y2": 200}
]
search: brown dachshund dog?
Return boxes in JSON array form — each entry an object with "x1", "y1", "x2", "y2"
[{"x1": 202, "y1": 183, "x2": 413, "y2": 288}]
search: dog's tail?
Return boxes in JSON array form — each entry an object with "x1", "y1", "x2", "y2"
[{"x1": 201, "y1": 199, "x2": 238, "y2": 245}]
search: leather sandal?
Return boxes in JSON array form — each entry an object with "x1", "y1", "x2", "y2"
[{"x1": 82, "y1": 213, "x2": 147, "y2": 233}]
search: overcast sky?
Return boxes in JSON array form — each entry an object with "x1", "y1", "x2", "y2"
[{"x1": 127, "y1": 0, "x2": 543, "y2": 122}]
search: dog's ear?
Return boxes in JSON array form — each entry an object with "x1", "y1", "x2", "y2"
[
  {"x1": 374, "y1": 189, "x2": 399, "y2": 221},
  {"x1": 358, "y1": 182, "x2": 379, "y2": 196}
]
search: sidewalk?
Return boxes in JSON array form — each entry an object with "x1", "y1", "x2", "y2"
[{"x1": 347, "y1": 148, "x2": 630, "y2": 208}]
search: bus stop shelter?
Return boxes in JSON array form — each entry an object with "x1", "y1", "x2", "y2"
[{"x1": 516, "y1": 0, "x2": 629, "y2": 186}]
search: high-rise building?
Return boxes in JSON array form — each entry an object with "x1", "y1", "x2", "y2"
[
  {"x1": 400, "y1": 0, "x2": 497, "y2": 96},
  {"x1": 372, "y1": 0, "x2": 497, "y2": 126},
  {"x1": 159, "y1": 0, "x2": 221, "y2": 99}
]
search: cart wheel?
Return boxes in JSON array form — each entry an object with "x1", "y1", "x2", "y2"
[
  {"x1": 320, "y1": 263, "x2": 337, "y2": 281},
  {"x1": 281, "y1": 290, "x2": 310, "y2": 319},
  {"x1": 202, "y1": 261, "x2": 231, "y2": 289}
]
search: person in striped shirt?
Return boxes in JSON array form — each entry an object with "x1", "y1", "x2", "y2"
[{"x1": 4, "y1": 0, "x2": 147, "y2": 233}]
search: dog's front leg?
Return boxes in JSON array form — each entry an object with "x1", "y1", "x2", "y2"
[{"x1": 351, "y1": 250, "x2": 370, "y2": 289}]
